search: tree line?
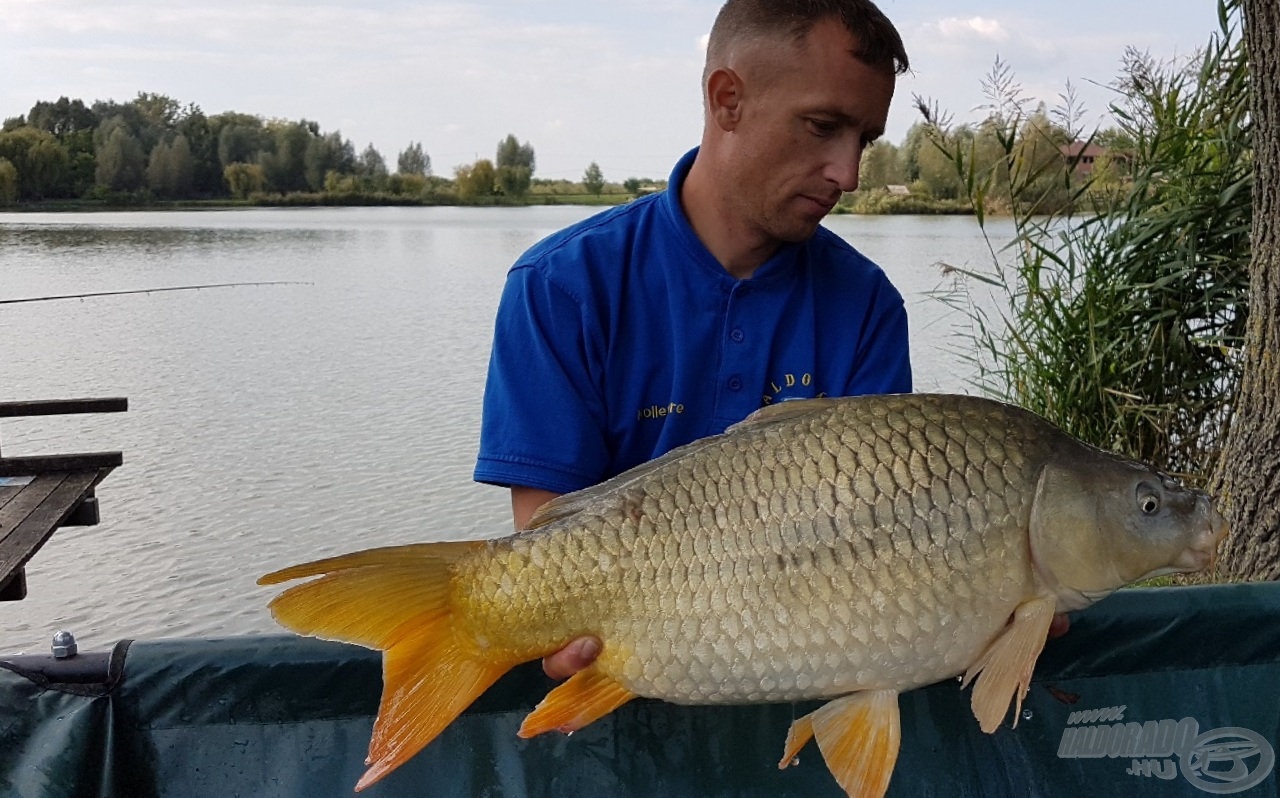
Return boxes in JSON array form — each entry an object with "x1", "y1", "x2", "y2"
[
  {"x1": 0, "y1": 94, "x2": 639, "y2": 206},
  {"x1": 2, "y1": 91, "x2": 1129, "y2": 210}
]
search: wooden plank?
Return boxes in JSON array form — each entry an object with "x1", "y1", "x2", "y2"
[
  {"x1": 0, "y1": 470, "x2": 99, "y2": 582},
  {"x1": 0, "y1": 482, "x2": 27, "y2": 513},
  {"x1": 0, "y1": 398, "x2": 128, "y2": 418},
  {"x1": 0, "y1": 452, "x2": 122, "y2": 476},
  {"x1": 0, "y1": 474, "x2": 64, "y2": 539}
]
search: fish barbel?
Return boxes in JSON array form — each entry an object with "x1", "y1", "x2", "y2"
[{"x1": 259, "y1": 393, "x2": 1227, "y2": 796}]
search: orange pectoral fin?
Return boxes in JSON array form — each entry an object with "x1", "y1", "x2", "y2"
[
  {"x1": 962, "y1": 594, "x2": 1056, "y2": 733},
  {"x1": 517, "y1": 666, "x2": 637, "y2": 738},
  {"x1": 792, "y1": 690, "x2": 902, "y2": 798}
]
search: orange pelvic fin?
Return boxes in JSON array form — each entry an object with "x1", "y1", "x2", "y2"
[
  {"x1": 517, "y1": 665, "x2": 638, "y2": 738},
  {"x1": 778, "y1": 712, "x2": 814, "y2": 769},
  {"x1": 258, "y1": 542, "x2": 518, "y2": 791},
  {"x1": 781, "y1": 689, "x2": 901, "y2": 798},
  {"x1": 962, "y1": 594, "x2": 1056, "y2": 733}
]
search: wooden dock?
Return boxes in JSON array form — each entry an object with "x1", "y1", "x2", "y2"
[{"x1": 0, "y1": 399, "x2": 125, "y2": 601}]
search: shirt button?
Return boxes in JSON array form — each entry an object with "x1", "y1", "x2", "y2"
[
  {"x1": 730, "y1": 328, "x2": 745, "y2": 343},
  {"x1": 727, "y1": 375, "x2": 743, "y2": 391}
]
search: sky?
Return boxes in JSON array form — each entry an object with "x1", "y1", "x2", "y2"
[{"x1": 2, "y1": 0, "x2": 1227, "y2": 181}]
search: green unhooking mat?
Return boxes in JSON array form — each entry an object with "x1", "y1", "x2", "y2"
[{"x1": 2, "y1": 584, "x2": 1278, "y2": 797}]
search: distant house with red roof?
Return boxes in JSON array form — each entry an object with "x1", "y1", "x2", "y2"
[
  {"x1": 1060, "y1": 141, "x2": 1106, "y2": 175},
  {"x1": 1060, "y1": 141, "x2": 1130, "y2": 176}
]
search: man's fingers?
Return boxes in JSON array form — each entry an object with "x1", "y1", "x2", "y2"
[
  {"x1": 1047, "y1": 613, "x2": 1070, "y2": 639},
  {"x1": 542, "y1": 636, "x2": 602, "y2": 680}
]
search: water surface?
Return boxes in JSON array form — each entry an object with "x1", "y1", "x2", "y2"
[{"x1": 0, "y1": 207, "x2": 1011, "y2": 654}]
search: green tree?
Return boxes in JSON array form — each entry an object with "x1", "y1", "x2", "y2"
[
  {"x1": 0, "y1": 158, "x2": 17, "y2": 203},
  {"x1": 913, "y1": 126, "x2": 964, "y2": 199},
  {"x1": 258, "y1": 119, "x2": 317, "y2": 194},
  {"x1": 306, "y1": 131, "x2": 355, "y2": 192},
  {"x1": 397, "y1": 141, "x2": 430, "y2": 177},
  {"x1": 26, "y1": 97, "x2": 98, "y2": 138},
  {"x1": 858, "y1": 141, "x2": 904, "y2": 189},
  {"x1": 132, "y1": 92, "x2": 181, "y2": 135},
  {"x1": 214, "y1": 114, "x2": 270, "y2": 171},
  {"x1": 224, "y1": 162, "x2": 266, "y2": 199},
  {"x1": 583, "y1": 162, "x2": 605, "y2": 195},
  {"x1": 324, "y1": 169, "x2": 358, "y2": 194},
  {"x1": 147, "y1": 134, "x2": 195, "y2": 197},
  {"x1": 356, "y1": 143, "x2": 389, "y2": 190},
  {"x1": 0, "y1": 127, "x2": 72, "y2": 199},
  {"x1": 387, "y1": 173, "x2": 427, "y2": 196},
  {"x1": 94, "y1": 116, "x2": 146, "y2": 192},
  {"x1": 495, "y1": 134, "x2": 534, "y2": 197},
  {"x1": 455, "y1": 159, "x2": 496, "y2": 200},
  {"x1": 176, "y1": 105, "x2": 221, "y2": 196}
]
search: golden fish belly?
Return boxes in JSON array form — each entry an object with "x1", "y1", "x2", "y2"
[{"x1": 455, "y1": 394, "x2": 1049, "y2": 704}]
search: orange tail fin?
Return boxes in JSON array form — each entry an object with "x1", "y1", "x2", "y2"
[{"x1": 258, "y1": 543, "x2": 519, "y2": 791}]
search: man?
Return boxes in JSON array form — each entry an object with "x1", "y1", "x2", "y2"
[{"x1": 475, "y1": 0, "x2": 912, "y2": 677}]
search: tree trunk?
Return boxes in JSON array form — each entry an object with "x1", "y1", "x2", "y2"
[{"x1": 1214, "y1": 0, "x2": 1280, "y2": 579}]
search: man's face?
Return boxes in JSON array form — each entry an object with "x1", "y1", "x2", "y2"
[{"x1": 725, "y1": 18, "x2": 896, "y2": 245}]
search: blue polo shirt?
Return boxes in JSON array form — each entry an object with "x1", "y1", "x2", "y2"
[{"x1": 474, "y1": 148, "x2": 911, "y2": 495}]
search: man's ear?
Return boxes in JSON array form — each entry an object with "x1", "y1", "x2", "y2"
[{"x1": 706, "y1": 67, "x2": 744, "y2": 131}]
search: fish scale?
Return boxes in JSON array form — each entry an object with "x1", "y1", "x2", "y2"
[
  {"x1": 261, "y1": 392, "x2": 1227, "y2": 795},
  {"x1": 452, "y1": 395, "x2": 1048, "y2": 703}
]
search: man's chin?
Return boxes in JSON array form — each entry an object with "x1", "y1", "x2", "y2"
[{"x1": 778, "y1": 219, "x2": 823, "y2": 243}]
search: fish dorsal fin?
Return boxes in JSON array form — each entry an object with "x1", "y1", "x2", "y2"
[
  {"x1": 524, "y1": 446, "x2": 687, "y2": 529},
  {"x1": 524, "y1": 493, "x2": 588, "y2": 530},
  {"x1": 526, "y1": 398, "x2": 838, "y2": 531},
  {"x1": 525, "y1": 418, "x2": 751, "y2": 530},
  {"x1": 727, "y1": 397, "x2": 838, "y2": 433}
]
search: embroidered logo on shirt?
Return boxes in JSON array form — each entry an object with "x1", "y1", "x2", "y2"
[
  {"x1": 637, "y1": 402, "x2": 685, "y2": 421},
  {"x1": 763, "y1": 372, "x2": 826, "y2": 405}
]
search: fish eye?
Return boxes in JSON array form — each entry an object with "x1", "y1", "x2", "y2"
[{"x1": 1138, "y1": 491, "x2": 1161, "y2": 515}]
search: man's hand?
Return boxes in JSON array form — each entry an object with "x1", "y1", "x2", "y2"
[
  {"x1": 543, "y1": 636, "x2": 602, "y2": 680},
  {"x1": 1048, "y1": 613, "x2": 1070, "y2": 639}
]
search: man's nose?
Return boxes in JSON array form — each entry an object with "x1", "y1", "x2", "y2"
[{"x1": 827, "y1": 144, "x2": 863, "y2": 193}]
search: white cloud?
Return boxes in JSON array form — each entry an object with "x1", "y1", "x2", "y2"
[{"x1": 934, "y1": 16, "x2": 1008, "y2": 42}]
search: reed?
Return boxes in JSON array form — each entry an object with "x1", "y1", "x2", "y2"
[{"x1": 924, "y1": 0, "x2": 1251, "y2": 486}]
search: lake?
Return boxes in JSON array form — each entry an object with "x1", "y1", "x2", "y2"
[{"x1": 0, "y1": 206, "x2": 1014, "y2": 654}]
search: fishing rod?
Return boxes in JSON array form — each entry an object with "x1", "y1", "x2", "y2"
[{"x1": 0, "y1": 282, "x2": 311, "y2": 305}]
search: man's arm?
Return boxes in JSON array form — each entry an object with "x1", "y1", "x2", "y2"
[
  {"x1": 512, "y1": 486, "x2": 562, "y2": 531},
  {"x1": 512, "y1": 486, "x2": 603, "y2": 679}
]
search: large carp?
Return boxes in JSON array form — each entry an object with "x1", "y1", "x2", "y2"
[{"x1": 259, "y1": 393, "x2": 1226, "y2": 796}]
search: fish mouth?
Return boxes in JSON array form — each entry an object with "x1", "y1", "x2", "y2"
[{"x1": 1172, "y1": 502, "x2": 1230, "y2": 573}]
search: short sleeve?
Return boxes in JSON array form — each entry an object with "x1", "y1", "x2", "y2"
[{"x1": 473, "y1": 265, "x2": 611, "y2": 494}]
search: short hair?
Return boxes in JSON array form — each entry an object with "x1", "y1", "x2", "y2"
[{"x1": 705, "y1": 0, "x2": 909, "y2": 76}]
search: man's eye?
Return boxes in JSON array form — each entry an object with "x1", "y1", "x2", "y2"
[{"x1": 806, "y1": 118, "x2": 838, "y2": 136}]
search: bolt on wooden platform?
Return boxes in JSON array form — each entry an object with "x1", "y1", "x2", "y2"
[{"x1": 0, "y1": 398, "x2": 126, "y2": 601}]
